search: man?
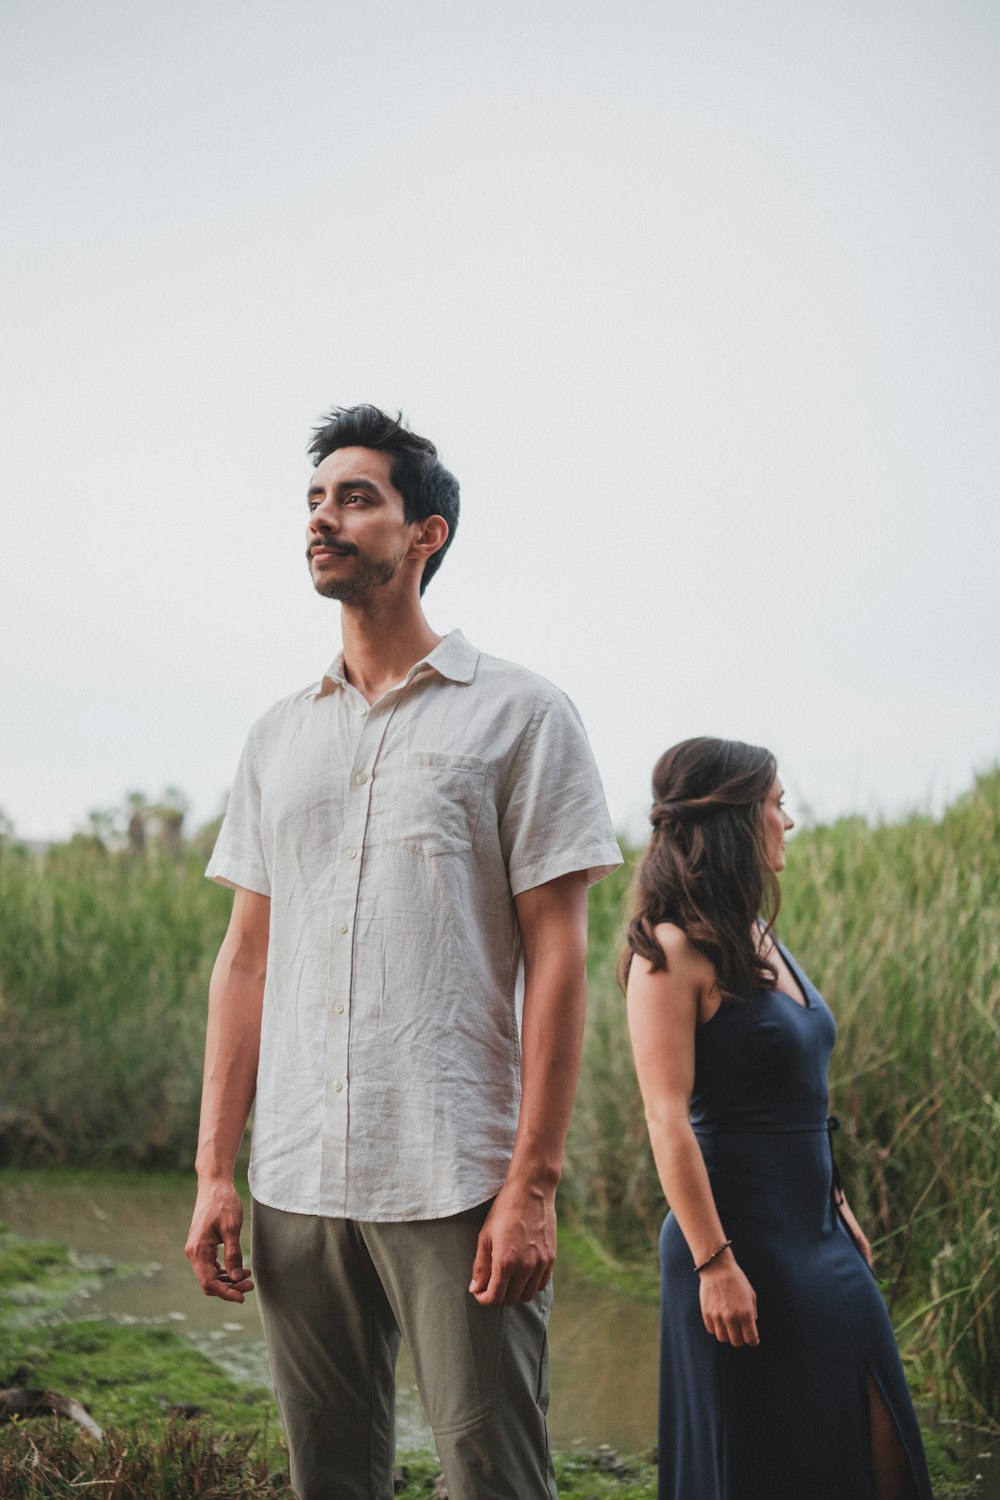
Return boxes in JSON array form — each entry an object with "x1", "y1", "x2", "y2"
[{"x1": 185, "y1": 405, "x2": 621, "y2": 1499}]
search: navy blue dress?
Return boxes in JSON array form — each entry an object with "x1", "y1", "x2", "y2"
[{"x1": 658, "y1": 943, "x2": 933, "y2": 1499}]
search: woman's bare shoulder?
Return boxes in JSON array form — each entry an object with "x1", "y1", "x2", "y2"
[
  {"x1": 625, "y1": 922, "x2": 712, "y2": 993},
  {"x1": 651, "y1": 921, "x2": 713, "y2": 976}
]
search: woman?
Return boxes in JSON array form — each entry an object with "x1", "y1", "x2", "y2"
[{"x1": 623, "y1": 738, "x2": 932, "y2": 1500}]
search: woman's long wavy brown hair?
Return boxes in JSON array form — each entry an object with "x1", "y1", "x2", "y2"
[{"x1": 617, "y1": 737, "x2": 781, "y2": 1000}]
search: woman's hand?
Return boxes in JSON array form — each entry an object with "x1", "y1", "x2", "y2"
[
  {"x1": 698, "y1": 1253, "x2": 759, "y2": 1347},
  {"x1": 836, "y1": 1196, "x2": 873, "y2": 1269}
]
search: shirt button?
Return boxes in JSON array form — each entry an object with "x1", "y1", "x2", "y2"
[
  {"x1": 338, "y1": 922, "x2": 349, "y2": 934},
  {"x1": 333, "y1": 1003, "x2": 344, "y2": 1014},
  {"x1": 346, "y1": 847, "x2": 357, "y2": 859},
  {"x1": 334, "y1": 1079, "x2": 343, "y2": 1092},
  {"x1": 357, "y1": 704, "x2": 368, "y2": 716},
  {"x1": 354, "y1": 771, "x2": 368, "y2": 785}
]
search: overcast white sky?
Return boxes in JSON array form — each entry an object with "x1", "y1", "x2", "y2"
[{"x1": 2, "y1": 0, "x2": 998, "y2": 843}]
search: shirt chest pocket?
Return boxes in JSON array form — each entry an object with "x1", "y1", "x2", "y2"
[{"x1": 378, "y1": 751, "x2": 488, "y2": 857}]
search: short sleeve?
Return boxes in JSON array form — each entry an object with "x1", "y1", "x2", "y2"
[
  {"x1": 499, "y1": 693, "x2": 622, "y2": 897},
  {"x1": 205, "y1": 732, "x2": 271, "y2": 896}
]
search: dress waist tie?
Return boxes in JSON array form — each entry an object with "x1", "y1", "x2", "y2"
[
  {"x1": 826, "y1": 1114, "x2": 844, "y2": 1232},
  {"x1": 692, "y1": 1117, "x2": 845, "y2": 1232}
]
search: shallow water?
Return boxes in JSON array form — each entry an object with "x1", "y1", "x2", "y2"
[{"x1": 0, "y1": 1174, "x2": 659, "y2": 1453}]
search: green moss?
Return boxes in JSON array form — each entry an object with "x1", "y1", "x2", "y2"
[
  {"x1": 0, "y1": 1221, "x2": 71, "y2": 1288},
  {"x1": 0, "y1": 1222, "x2": 271, "y2": 1446},
  {"x1": 0, "y1": 1221, "x2": 111, "y2": 1327}
]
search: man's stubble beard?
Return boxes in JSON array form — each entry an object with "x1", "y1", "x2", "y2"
[{"x1": 309, "y1": 550, "x2": 405, "y2": 606}]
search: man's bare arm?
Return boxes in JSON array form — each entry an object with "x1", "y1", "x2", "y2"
[
  {"x1": 184, "y1": 886, "x2": 269, "y2": 1303},
  {"x1": 469, "y1": 869, "x2": 589, "y2": 1306}
]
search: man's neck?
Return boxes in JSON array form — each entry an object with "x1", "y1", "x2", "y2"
[{"x1": 339, "y1": 596, "x2": 443, "y2": 704}]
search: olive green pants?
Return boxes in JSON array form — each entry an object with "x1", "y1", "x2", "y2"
[{"x1": 251, "y1": 1198, "x2": 557, "y2": 1500}]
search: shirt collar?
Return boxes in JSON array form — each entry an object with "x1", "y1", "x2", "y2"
[{"x1": 313, "y1": 629, "x2": 479, "y2": 698}]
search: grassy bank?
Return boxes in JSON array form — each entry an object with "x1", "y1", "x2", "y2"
[{"x1": 1, "y1": 771, "x2": 998, "y2": 1425}]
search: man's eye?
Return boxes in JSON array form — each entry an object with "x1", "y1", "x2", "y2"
[{"x1": 345, "y1": 492, "x2": 367, "y2": 505}]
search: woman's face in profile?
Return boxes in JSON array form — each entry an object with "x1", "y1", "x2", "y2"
[{"x1": 763, "y1": 774, "x2": 795, "y2": 872}]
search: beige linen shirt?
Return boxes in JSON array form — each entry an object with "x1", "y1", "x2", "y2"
[{"x1": 207, "y1": 630, "x2": 622, "y2": 1221}]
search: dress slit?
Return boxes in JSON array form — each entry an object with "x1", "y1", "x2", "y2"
[{"x1": 865, "y1": 1362, "x2": 923, "y2": 1500}]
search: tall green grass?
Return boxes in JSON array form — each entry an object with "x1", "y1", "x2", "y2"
[
  {"x1": 1, "y1": 773, "x2": 997, "y2": 1422},
  {"x1": 0, "y1": 840, "x2": 230, "y2": 1167},
  {"x1": 563, "y1": 769, "x2": 1000, "y2": 1426}
]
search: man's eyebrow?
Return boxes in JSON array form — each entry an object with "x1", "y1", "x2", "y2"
[
  {"x1": 306, "y1": 477, "x2": 381, "y2": 498},
  {"x1": 336, "y1": 477, "x2": 380, "y2": 493}
]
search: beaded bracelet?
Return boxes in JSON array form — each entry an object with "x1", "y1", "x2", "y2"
[{"x1": 693, "y1": 1239, "x2": 733, "y2": 1274}]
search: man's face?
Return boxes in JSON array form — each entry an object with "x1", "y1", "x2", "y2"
[{"x1": 306, "y1": 447, "x2": 416, "y2": 604}]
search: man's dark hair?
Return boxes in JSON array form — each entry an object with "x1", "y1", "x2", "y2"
[{"x1": 308, "y1": 405, "x2": 460, "y2": 595}]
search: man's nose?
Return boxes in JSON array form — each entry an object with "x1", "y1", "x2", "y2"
[{"x1": 309, "y1": 494, "x2": 339, "y2": 531}]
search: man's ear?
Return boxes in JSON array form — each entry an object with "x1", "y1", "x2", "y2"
[{"x1": 410, "y1": 515, "x2": 449, "y2": 562}]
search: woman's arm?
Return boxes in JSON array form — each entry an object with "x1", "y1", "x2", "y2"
[{"x1": 626, "y1": 927, "x2": 759, "y2": 1348}]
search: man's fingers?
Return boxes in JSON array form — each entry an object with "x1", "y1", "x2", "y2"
[
  {"x1": 217, "y1": 1265, "x2": 254, "y2": 1289},
  {"x1": 502, "y1": 1265, "x2": 534, "y2": 1306},
  {"x1": 476, "y1": 1265, "x2": 509, "y2": 1305},
  {"x1": 506, "y1": 1256, "x2": 551, "y2": 1305},
  {"x1": 223, "y1": 1231, "x2": 245, "y2": 1280},
  {"x1": 474, "y1": 1252, "x2": 511, "y2": 1306},
  {"x1": 188, "y1": 1228, "x2": 253, "y2": 1300},
  {"x1": 211, "y1": 1266, "x2": 255, "y2": 1302},
  {"x1": 189, "y1": 1237, "x2": 222, "y2": 1287},
  {"x1": 468, "y1": 1231, "x2": 492, "y2": 1295}
]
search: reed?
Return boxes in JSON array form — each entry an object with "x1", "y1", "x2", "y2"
[{"x1": 0, "y1": 839, "x2": 230, "y2": 1168}]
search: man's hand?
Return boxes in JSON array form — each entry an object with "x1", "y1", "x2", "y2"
[
  {"x1": 469, "y1": 1180, "x2": 557, "y2": 1306},
  {"x1": 185, "y1": 1179, "x2": 254, "y2": 1302}
]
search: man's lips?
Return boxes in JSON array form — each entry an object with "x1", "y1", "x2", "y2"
[{"x1": 309, "y1": 542, "x2": 357, "y2": 560}]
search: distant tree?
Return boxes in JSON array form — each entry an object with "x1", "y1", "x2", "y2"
[
  {"x1": 153, "y1": 786, "x2": 189, "y2": 858},
  {"x1": 126, "y1": 790, "x2": 149, "y2": 855},
  {"x1": 83, "y1": 806, "x2": 119, "y2": 850}
]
